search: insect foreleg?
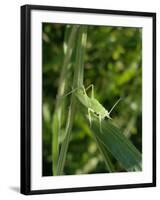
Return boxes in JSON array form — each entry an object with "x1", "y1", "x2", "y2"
[
  {"x1": 88, "y1": 107, "x2": 95, "y2": 127},
  {"x1": 98, "y1": 115, "x2": 102, "y2": 133}
]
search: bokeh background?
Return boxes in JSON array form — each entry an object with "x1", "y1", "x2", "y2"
[{"x1": 42, "y1": 23, "x2": 142, "y2": 176}]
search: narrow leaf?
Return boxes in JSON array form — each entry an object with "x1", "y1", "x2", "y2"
[
  {"x1": 93, "y1": 134, "x2": 115, "y2": 172},
  {"x1": 91, "y1": 119, "x2": 142, "y2": 171}
]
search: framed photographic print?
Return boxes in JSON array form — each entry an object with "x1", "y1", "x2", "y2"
[{"x1": 21, "y1": 4, "x2": 156, "y2": 195}]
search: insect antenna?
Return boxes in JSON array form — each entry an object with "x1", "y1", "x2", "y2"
[{"x1": 108, "y1": 98, "x2": 122, "y2": 115}]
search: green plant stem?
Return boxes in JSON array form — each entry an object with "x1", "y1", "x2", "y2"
[
  {"x1": 57, "y1": 26, "x2": 88, "y2": 175},
  {"x1": 52, "y1": 25, "x2": 79, "y2": 175}
]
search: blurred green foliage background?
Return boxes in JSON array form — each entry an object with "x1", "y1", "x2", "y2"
[{"x1": 42, "y1": 23, "x2": 142, "y2": 176}]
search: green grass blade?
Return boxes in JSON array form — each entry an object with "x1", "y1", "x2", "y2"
[
  {"x1": 91, "y1": 119, "x2": 142, "y2": 171},
  {"x1": 52, "y1": 112, "x2": 59, "y2": 175},
  {"x1": 57, "y1": 26, "x2": 88, "y2": 175},
  {"x1": 73, "y1": 25, "x2": 87, "y2": 88},
  {"x1": 52, "y1": 25, "x2": 79, "y2": 175}
]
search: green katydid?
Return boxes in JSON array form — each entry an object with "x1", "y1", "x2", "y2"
[{"x1": 60, "y1": 84, "x2": 122, "y2": 132}]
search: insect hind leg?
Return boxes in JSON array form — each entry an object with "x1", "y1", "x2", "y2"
[
  {"x1": 57, "y1": 87, "x2": 79, "y2": 99},
  {"x1": 85, "y1": 84, "x2": 94, "y2": 99}
]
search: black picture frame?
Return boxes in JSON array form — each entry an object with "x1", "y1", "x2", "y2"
[{"x1": 21, "y1": 4, "x2": 156, "y2": 195}]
